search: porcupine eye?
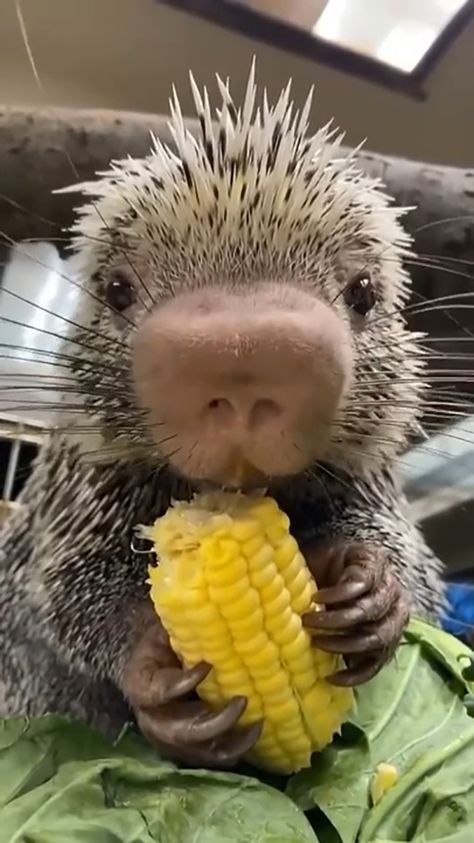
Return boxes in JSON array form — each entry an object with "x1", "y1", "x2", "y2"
[
  {"x1": 343, "y1": 272, "x2": 376, "y2": 316},
  {"x1": 105, "y1": 270, "x2": 136, "y2": 313}
]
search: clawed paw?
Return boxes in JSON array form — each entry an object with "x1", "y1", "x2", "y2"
[
  {"x1": 302, "y1": 543, "x2": 410, "y2": 686},
  {"x1": 121, "y1": 620, "x2": 260, "y2": 766}
]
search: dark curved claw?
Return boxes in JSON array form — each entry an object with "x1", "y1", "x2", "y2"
[
  {"x1": 122, "y1": 612, "x2": 259, "y2": 768},
  {"x1": 300, "y1": 541, "x2": 412, "y2": 689},
  {"x1": 179, "y1": 695, "x2": 248, "y2": 743},
  {"x1": 310, "y1": 631, "x2": 381, "y2": 654},
  {"x1": 147, "y1": 661, "x2": 212, "y2": 707},
  {"x1": 303, "y1": 603, "x2": 369, "y2": 631},
  {"x1": 137, "y1": 699, "x2": 262, "y2": 768},
  {"x1": 143, "y1": 696, "x2": 247, "y2": 746},
  {"x1": 312, "y1": 578, "x2": 370, "y2": 608},
  {"x1": 305, "y1": 570, "x2": 399, "y2": 631},
  {"x1": 204, "y1": 720, "x2": 264, "y2": 768},
  {"x1": 328, "y1": 653, "x2": 388, "y2": 686},
  {"x1": 325, "y1": 598, "x2": 410, "y2": 685}
]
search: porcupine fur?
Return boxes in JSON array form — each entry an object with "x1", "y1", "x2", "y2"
[{"x1": 0, "y1": 66, "x2": 445, "y2": 737}]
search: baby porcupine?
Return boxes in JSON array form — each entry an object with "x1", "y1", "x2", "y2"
[{"x1": 0, "y1": 66, "x2": 444, "y2": 765}]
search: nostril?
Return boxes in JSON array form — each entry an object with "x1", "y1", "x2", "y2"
[
  {"x1": 249, "y1": 399, "x2": 282, "y2": 430},
  {"x1": 205, "y1": 397, "x2": 281, "y2": 429},
  {"x1": 208, "y1": 398, "x2": 228, "y2": 411},
  {"x1": 206, "y1": 397, "x2": 235, "y2": 424}
]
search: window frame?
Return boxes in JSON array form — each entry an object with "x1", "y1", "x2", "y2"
[{"x1": 156, "y1": 0, "x2": 474, "y2": 99}]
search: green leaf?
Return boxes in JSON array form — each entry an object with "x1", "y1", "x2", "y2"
[
  {"x1": 3, "y1": 621, "x2": 474, "y2": 842},
  {"x1": 288, "y1": 620, "x2": 474, "y2": 843},
  {"x1": 286, "y1": 728, "x2": 371, "y2": 843},
  {"x1": 405, "y1": 617, "x2": 474, "y2": 692},
  {"x1": 357, "y1": 720, "x2": 474, "y2": 843},
  {"x1": 0, "y1": 716, "x2": 317, "y2": 843}
]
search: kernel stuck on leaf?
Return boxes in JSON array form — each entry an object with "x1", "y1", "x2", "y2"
[
  {"x1": 142, "y1": 492, "x2": 353, "y2": 774},
  {"x1": 370, "y1": 762, "x2": 399, "y2": 805}
]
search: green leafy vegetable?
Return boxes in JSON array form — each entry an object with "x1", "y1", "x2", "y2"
[
  {"x1": 1, "y1": 621, "x2": 473, "y2": 842},
  {"x1": 287, "y1": 619, "x2": 474, "y2": 843},
  {"x1": 0, "y1": 716, "x2": 317, "y2": 843}
]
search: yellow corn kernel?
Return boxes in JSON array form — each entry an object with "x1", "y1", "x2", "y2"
[
  {"x1": 370, "y1": 763, "x2": 399, "y2": 805},
  {"x1": 143, "y1": 491, "x2": 353, "y2": 774}
]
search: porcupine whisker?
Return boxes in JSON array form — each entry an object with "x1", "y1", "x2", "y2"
[
  {"x1": 356, "y1": 300, "x2": 474, "y2": 348},
  {"x1": 405, "y1": 304, "x2": 474, "y2": 319},
  {"x1": 422, "y1": 399, "x2": 474, "y2": 412},
  {"x1": 0, "y1": 316, "x2": 125, "y2": 362},
  {"x1": 426, "y1": 387, "x2": 474, "y2": 399},
  {"x1": 420, "y1": 355, "x2": 474, "y2": 365},
  {"x1": 0, "y1": 195, "x2": 119, "y2": 254},
  {"x1": 0, "y1": 191, "x2": 139, "y2": 256},
  {"x1": 0, "y1": 407, "x2": 94, "y2": 416},
  {"x1": 417, "y1": 428, "x2": 474, "y2": 446},
  {"x1": 341, "y1": 440, "x2": 457, "y2": 470},
  {"x1": 0, "y1": 372, "x2": 83, "y2": 381},
  {"x1": 179, "y1": 440, "x2": 199, "y2": 474},
  {"x1": 415, "y1": 252, "x2": 474, "y2": 269},
  {"x1": 336, "y1": 411, "x2": 474, "y2": 437},
  {"x1": 342, "y1": 400, "x2": 466, "y2": 420},
  {"x1": 424, "y1": 338, "x2": 474, "y2": 344},
  {"x1": 358, "y1": 383, "x2": 474, "y2": 398},
  {"x1": 341, "y1": 426, "x2": 474, "y2": 455},
  {"x1": 352, "y1": 218, "x2": 474, "y2": 283},
  {"x1": 80, "y1": 440, "x2": 181, "y2": 465},
  {"x1": 0, "y1": 195, "x2": 153, "y2": 315},
  {"x1": 0, "y1": 345, "x2": 128, "y2": 372},
  {"x1": 301, "y1": 461, "x2": 337, "y2": 516},
  {"x1": 371, "y1": 257, "x2": 474, "y2": 299},
  {"x1": 403, "y1": 258, "x2": 474, "y2": 283},
  {"x1": 0, "y1": 358, "x2": 120, "y2": 378},
  {"x1": 0, "y1": 335, "x2": 127, "y2": 364},
  {"x1": 353, "y1": 369, "x2": 474, "y2": 382},
  {"x1": 350, "y1": 385, "x2": 471, "y2": 401},
  {"x1": 342, "y1": 404, "x2": 473, "y2": 421},
  {"x1": 373, "y1": 295, "x2": 474, "y2": 327},
  {"x1": 14, "y1": 0, "x2": 156, "y2": 311},
  {"x1": 0, "y1": 403, "x2": 135, "y2": 418},
  {"x1": 0, "y1": 230, "x2": 139, "y2": 329},
  {"x1": 346, "y1": 411, "x2": 474, "y2": 441},
  {"x1": 0, "y1": 379, "x2": 113, "y2": 392},
  {"x1": 358, "y1": 379, "x2": 474, "y2": 390},
  {"x1": 414, "y1": 214, "x2": 474, "y2": 235},
  {"x1": 412, "y1": 290, "x2": 474, "y2": 347},
  {"x1": 0, "y1": 192, "x2": 64, "y2": 232},
  {"x1": 50, "y1": 422, "x2": 164, "y2": 437},
  {"x1": 341, "y1": 426, "x2": 474, "y2": 450},
  {"x1": 339, "y1": 406, "x2": 473, "y2": 425},
  {"x1": 313, "y1": 459, "x2": 373, "y2": 507},
  {"x1": 343, "y1": 405, "x2": 474, "y2": 424},
  {"x1": 353, "y1": 383, "x2": 474, "y2": 396},
  {"x1": 0, "y1": 385, "x2": 112, "y2": 394},
  {"x1": 0, "y1": 376, "x2": 128, "y2": 390},
  {"x1": 0, "y1": 289, "x2": 130, "y2": 351}
]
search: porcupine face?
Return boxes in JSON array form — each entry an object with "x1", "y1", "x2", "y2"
[{"x1": 64, "y1": 65, "x2": 424, "y2": 487}]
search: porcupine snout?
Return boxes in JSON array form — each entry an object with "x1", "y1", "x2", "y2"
[{"x1": 132, "y1": 284, "x2": 353, "y2": 487}]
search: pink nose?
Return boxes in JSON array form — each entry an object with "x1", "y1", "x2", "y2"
[{"x1": 133, "y1": 286, "x2": 353, "y2": 484}]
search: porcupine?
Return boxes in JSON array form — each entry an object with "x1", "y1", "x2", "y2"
[{"x1": 0, "y1": 67, "x2": 445, "y2": 767}]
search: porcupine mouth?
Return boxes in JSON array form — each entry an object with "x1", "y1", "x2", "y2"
[
  {"x1": 193, "y1": 457, "x2": 271, "y2": 495},
  {"x1": 196, "y1": 474, "x2": 269, "y2": 496}
]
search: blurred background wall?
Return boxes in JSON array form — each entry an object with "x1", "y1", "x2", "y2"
[{"x1": 0, "y1": 0, "x2": 473, "y2": 166}]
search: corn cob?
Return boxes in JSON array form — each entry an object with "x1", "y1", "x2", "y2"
[{"x1": 143, "y1": 492, "x2": 353, "y2": 774}]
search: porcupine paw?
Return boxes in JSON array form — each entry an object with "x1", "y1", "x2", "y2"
[
  {"x1": 121, "y1": 615, "x2": 261, "y2": 768},
  {"x1": 301, "y1": 542, "x2": 410, "y2": 686}
]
